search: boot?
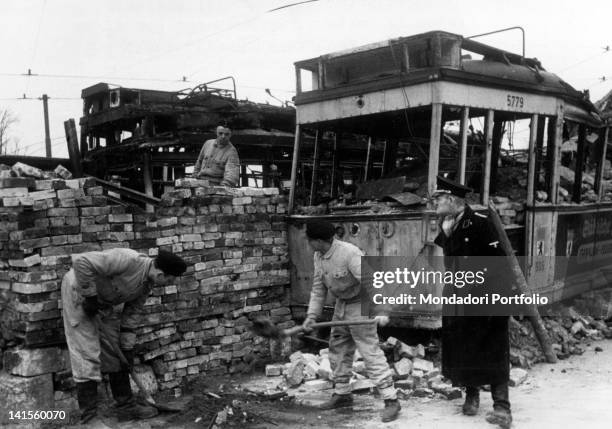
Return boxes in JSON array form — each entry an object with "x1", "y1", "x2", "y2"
[
  {"x1": 486, "y1": 383, "x2": 512, "y2": 428},
  {"x1": 319, "y1": 393, "x2": 353, "y2": 410},
  {"x1": 76, "y1": 380, "x2": 99, "y2": 423},
  {"x1": 462, "y1": 386, "x2": 480, "y2": 416},
  {"x1": 108, "y1": 371, "x2": 158, "y2": 420},
  {"x1": 381, "y1": 399, "x2": 401, "y2": 422}
]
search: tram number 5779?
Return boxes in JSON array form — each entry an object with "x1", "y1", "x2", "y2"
[{"x1": 506, "y1": 94, "x2": 525, "y2": 109}]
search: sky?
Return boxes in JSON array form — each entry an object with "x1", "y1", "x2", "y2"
[{"x1": 1, "y1": 0, "x2": 611, "y2": 158}]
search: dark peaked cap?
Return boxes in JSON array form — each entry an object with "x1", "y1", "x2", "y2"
[
  {"x1": 433, "y1": 175, "x2": 473, "y2": 198},
  {"x1": 306, "y1": 220, "x2": 336, "y2": 240},
  {"x1": 155, "y1": 250, "x2": 187, "y2": 276}
]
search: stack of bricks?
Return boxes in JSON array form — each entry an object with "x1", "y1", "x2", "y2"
[
  {"x1": 1, "y1": 169, "x2": 293, "y2": 413},
  {"x1": 0, "y1": 169, "x2": 127, "y2": 424},
  {"x1": 132, "y1": 179, "x2": 293, "y2": 391},
  {"x1": 0, "y1": 174, "x2": 132, "y2": 347}
]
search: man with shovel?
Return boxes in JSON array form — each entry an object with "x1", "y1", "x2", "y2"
[
  {"x1": 61, "y1": 248, "x2": 187, "y2": 425},
  {"x1": 301, "y1": 220, "x2": 401, "y2": 423}
]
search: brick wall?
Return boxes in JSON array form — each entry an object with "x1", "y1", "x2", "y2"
[{"x1": 0, "y1": 175, "x2": 292, "y2": 417}]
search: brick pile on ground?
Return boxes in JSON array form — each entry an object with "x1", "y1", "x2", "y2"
[
  {"x1": 260, "y1": 339, "x2": 462, "y2": 401},
  {"x1": 509, "y1": 289, "x2": 612, "y2": 368}
]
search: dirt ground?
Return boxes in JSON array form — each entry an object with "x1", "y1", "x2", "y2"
[
  {"x1": 118, "y1": 339, "x2": 612, "y2": 429},
  {"x1": 32, "y1": 339, "x2": 611, "y2": 429}
]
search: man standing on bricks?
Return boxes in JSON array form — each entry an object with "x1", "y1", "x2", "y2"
[
  {"x1": 432, "y1": 175, "x2": 513, "y2": 429},
  {"x1": 61, "y1": 248, "x2": 187, "y2": 426},
  {"x1": 301, "y1": 220, "x2": 401, "y2": 423}
]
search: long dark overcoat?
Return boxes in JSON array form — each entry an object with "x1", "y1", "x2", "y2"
[{"x1": 434, "y1": 205, "x2": 510, "y2": 386}]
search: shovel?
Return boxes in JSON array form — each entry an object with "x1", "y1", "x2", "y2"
[
  {"x1": 96, "y1": 317, "x2": 183, "y2": 413},
  {"x1": 251, "y1": 317, "x2": 377, "y2": 340}
]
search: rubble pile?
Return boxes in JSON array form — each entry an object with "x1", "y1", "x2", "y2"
[
  {"x1": 0, "y1": 163, "x2": 292, "y2": 424},
  {"x1": 509, "y1": 292, "x2": 612, "y2": 367},
  {"x1": 261, "y1": 339, "x2": 462, "y2": 401}
]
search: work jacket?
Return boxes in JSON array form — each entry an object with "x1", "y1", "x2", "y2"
[
  {"x1": 307, "y1": 238, "x2": 364, "y2": 319},
  {"x1": 194, "y1": 139, "x2": 240, "y2": 187},
  {"x1": 66, "y1": 248, "x2": 153, "y2": 349}
]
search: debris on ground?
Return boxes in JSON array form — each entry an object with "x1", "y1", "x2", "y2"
[{"x1": 510, "y1": 289, "x2": 612, "y2": 368}]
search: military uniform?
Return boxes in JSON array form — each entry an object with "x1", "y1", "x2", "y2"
[
  {"x1": 434, "y1": 204, "x2": 512, "y2": 426},
  {"x1": 194, "y1": 139, "x2": 240, "y2": 187},
  {"x1": 434, "y1": 205, "x2": 511, "y2": 387},
  {"x1": 306, "y1": 238, "x2": 397, "y2": 400}
]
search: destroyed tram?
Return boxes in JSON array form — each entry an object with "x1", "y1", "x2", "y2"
[{"x1": 286, "y1": 30, "x2": 612, "y2": 327}]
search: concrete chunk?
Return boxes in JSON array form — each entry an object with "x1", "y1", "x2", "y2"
[
  {"x1": 285, "y1": 360, "x2": 305, "y2": 387},
  {"x1": 394, "y1": 357, "x2": 413, "y2": 377},
  {"x1": 509, "y1": 368, "x2": 528, "y2": 387},
  {"x1": 265, "y1": 363, "x2": 283, "y2": 377},
  {"x1": 412, "y1": 357, "x2": 434, "y2": 373},
  {"x1": 302, "y1": 379, "x2": 333, "y2": 391},
  {"x1": 317, "y1": 357, "x2": 332, "y2": 380}
]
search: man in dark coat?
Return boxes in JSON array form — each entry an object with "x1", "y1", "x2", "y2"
[{"x1": 432, "y1": 175, "x2": 512, "y2": 429}]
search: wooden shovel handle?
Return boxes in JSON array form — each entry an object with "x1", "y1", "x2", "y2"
[{"x1": 282, "y1": 319, "x2": 377, "y2": 337}]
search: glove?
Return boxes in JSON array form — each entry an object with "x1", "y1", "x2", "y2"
[
  {"x1": 121, "y1": 349, "x2": 134, "y2": 368},
  {"x1": 82, "y1": 296, "x2": 99, "y2": 318},
  {"x1": 374, "y1": 315, "x2": 390, "y2": 327},
  {"x1": 302, "y1": 317, "x2": 316, "y2": 333}
]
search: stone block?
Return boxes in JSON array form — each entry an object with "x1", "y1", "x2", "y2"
[
  {"x1": 0, "y1": 373, "x2": 54, "y2": 424},
  {"x1": 3, "y1": 347, "x2": 67, "y2": 376},
  {"x1": 303, "y1": 360, "x2": 319, "y2": 380},
  {"x1": 393, "y1": 357, "x2": 413, "y2": 377},
  {"x1": 509, "y1": 368, "x2": 528, "y2": 387},
  {"x1": 317, "y1": 357, "x2": 332, "y2": 380},
  {"x1": 395, "y1": 377, "x2": 416, "y2": 390},
  {"x1": 54, "y1": 165, "x2": 73, "y2": 180},
  {"x1": 412, "y1": 358, "x2": 434, "y2": 373},
  {"x1": 265, "y1": 363, "x2": 284, "y2": 377},
  {"x1": 412, "y1": 387, "x2": 434, "y2": 397},
  {"x1": 302, "y1": 379, "x2": 333, "y2": 391},
  {"x1": 0, "y1": 187, "x2": 28, "y2": 197},
  {"x1": 285, "y1": 360, "x2": 305, "y2": 387}
]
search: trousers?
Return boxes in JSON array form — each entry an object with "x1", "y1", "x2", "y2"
[
  {"x1": 61, "y1": 269, "x2": 124, "y2": 382},
  {"x1": 329, "y1": 301, "x2": 396, "y2": 400}
]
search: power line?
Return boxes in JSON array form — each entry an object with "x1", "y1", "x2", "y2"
[
  {"x1": 558, "y1": 46, "x2": 610, "y2": 73},
  {"x1": 267, "y1": 0, "x2": 319, "y2": 12},
  {"x1": 0, "y1": 71, "x2": 295, "y2": 95},
  {"x1": 0, "y1": 95, "x2": 81, "y2": 101},
  {"x1": 0, "y1": 71, "x2": 190, "y2": 84}
]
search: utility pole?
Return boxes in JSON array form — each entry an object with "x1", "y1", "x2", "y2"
[{"x1": 42, "y1": 94, "x2": 51, "y2": 157}]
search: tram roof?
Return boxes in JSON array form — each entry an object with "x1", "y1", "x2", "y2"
[{"x1": 294, "y1": 30, "x2": 601, "y2": 126}]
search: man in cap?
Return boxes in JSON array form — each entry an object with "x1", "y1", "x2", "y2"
[
  {"x1": 302, "y1": 220, "x2": 401, "y2": 422},
  {"x1": 61, "y1": 248, "x2": 187, "y2": 425},
  {"x1": 431, "y1": 175, "x2": 512, "y2": 428},
  {"x1": 194, "y1": 123, "x2": 240, "y2": 187}
]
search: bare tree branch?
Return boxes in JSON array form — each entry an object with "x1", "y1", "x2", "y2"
[{"x1": 0, "y1": 109, "x2": 20, "y2": 155}]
